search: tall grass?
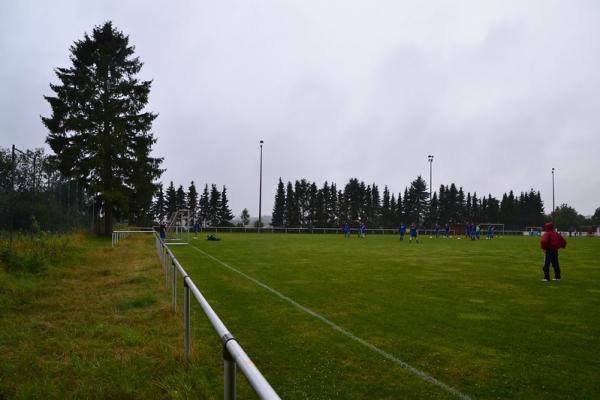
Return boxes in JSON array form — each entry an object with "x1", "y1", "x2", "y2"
[{"x1": 0, "y1": 231, "x2": 85, "y2": 273}]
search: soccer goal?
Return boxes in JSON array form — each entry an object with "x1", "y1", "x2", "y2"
[{"x1": 165, "y1": 209, "x2": 191, "y2": 244}]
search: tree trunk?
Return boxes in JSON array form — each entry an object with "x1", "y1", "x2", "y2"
[{"x1": 104, "y1": 200, "x2": 112, "y2": 236}]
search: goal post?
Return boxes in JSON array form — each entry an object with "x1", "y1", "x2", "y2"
[{"x1": 165, "y1": 209, "x2": 191, "y2": 243}]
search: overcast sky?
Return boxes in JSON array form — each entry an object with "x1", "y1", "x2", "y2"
[{"x1": 1, "y1": 0, "x2": 599, "y2": 217}]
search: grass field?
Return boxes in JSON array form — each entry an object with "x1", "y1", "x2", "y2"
[{"x1": 169, "y1": 233, "x2": 600, "y2": 399}]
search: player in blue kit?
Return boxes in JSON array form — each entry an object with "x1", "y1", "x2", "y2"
[
  {"x1": 399, "y1": 223, "x2": 406, "y2": 241},
  {"x1": 343, "y1": 222, "x2": 350, "y2": 238},
  {"x1": 409, "y1": 224, "x2": 419, "y2": 244},
  {"x1": 445, "y1": 224, "x2": 450, "y2": 238},
  {"x1": 487, "y1": 225, "x2": 494, "y2": 239}
]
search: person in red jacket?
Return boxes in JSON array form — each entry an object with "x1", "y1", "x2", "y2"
[{"x1": 540, "y1": 222, "x2": 566, "y2": 281}]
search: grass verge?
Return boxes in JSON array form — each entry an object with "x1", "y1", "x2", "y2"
[{"x1": 0, "y1": 234, "x2": 218, "y2": 399}]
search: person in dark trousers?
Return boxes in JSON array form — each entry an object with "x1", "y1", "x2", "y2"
[
  {"x1": 343, "y1": 222, "x2": 350, "y2": 238},
  {"x1": 399, "y1": 223, "x2": 406, "y2": 241},
  {"x1": 540, "y1": 222, "x2": 566, "y2": 282},
  {"x1": 409, "y1": 224, "x2": 419, "y2": 244}
]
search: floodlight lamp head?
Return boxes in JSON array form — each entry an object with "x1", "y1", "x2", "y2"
[{"x1": 260, "y1": 140, "x2": 264, "y2": 144}]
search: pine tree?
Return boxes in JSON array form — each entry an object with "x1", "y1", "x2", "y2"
[
  {"x1": 390, "y1": 194, "x2": 397, "y2": 227},
  {"x1": 43, "y1": 22, "x2": 162, "y2": 234},
  {"x1": 219, "y1": 186, "x2": 234, "y2": 226},
  {"x1": 456, "y1": 186, "x2": 465, "y2": 223},
  {"x1": 427, "y1": 192, "x2": 439, "y2": 227},
  {"x1": 381, "y1": 186, "x2": 391, "y2": 228},
  {"x1": 308, "y1": 182, "x2": 319, "y2": 227},
  {"x1": 187, "y1": 181, "x2": 198, "y2": 223},
  {"x1": 405, "y1": 176, "x2": 429, "y2": 226},
  {"x1": 176, "y1": 185, "x2": 186, "y2": 211},
  {"x1": 165, "y1": 181, "x2": 177, "y2": 219},
  {"x1": 370, "y1": 184, "x2": 381, "y2": 227},
  {"x1": 465, "y1": 193, "x2": 472, "y2": 221},
  {"x1": 295, "y1": 179, "x2": 311, "y2": 226},
  {"x1": 208, "y1": 184, "x2": 221, "y2": 226},
  {"x1": 285, "y1": 181, "x2": 300, "y2": 227},
  {"x1": 152, "y1": 183, "x2": 166, "y2": 223},
  {"x1": 472, "y1": 192, "x2": 480, "y2": 222},
  {"x1": 198, "y1": 184, "x2": 209, "y2": 226},
  {"x1": 327, "y1": 183, "x2": 338, "y2": 227},
  {"x1": 271, "y1": 178, "x2": 286, "y2": 227}
]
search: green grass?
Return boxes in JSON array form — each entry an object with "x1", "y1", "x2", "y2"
[
  {"x1": 2, "y1": 232, "x2": 598, "y2": 399},
  {"x1": 169, "y1": 233, "x2": 600, "y2": 399},
  {"x1": 0, "y1": 234, "x2": 219, "y2": 399}
]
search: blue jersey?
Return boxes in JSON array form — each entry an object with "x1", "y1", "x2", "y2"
[
  {"x1": 410, "y1": 227, "x2": 417, "y2": 237},
  {"x1": 400, "y1": 226, "x2": 406, "y2": 235}
]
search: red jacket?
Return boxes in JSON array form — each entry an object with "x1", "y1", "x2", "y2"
[{"x1": 540, "y1": 222, "x2": 566, "y2": 251}]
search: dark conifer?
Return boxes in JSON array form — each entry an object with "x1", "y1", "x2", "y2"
[
  {"x1": 271, "y1": 178, "x2": 286, "y2": 227},
  {"x1": 219, "y1": 186, "x2": 234, "y2": 226},
  {"x1": 165, "y1": 181, "x2": 177, "y2": 219},
  {"x1": 187, "y1": 181, "x2": 198, "y2": 222},
  {"x1": 43, "y1": 22, "x2": 162, "y2": 234}
]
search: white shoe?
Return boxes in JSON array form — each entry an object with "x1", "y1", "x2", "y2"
[
  {"x1": 541, "y1": 279, "x2": 550, "y2": 282},
  {"x1": 552, "y1": 278, "x2": 561, "y2": 281}
]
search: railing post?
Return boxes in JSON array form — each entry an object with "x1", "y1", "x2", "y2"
[
  {"x1": 184, "y1": 279, "x2": 191, "y2": 361},
  {"x1": 166, "y1": 253, "x2": 170, "y2": 289},
  {"x1": 223, "y1": 340, "x2": 237, "y2": 400},
  {"x1": 172, "y1": 260, "x2": 177, "y2": 312}
]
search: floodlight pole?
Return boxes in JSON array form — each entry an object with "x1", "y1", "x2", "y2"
[
  {"x1": 258, "y1": 140, "x2": 264, "y2": 229},
  {"x1": 552, "y1": 167, "x2": 555, "y2": 220},
  {"x1": 428, "y1": 155, "x2": 434, "y2": 203}
]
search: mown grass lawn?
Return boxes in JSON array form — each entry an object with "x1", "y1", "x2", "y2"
[{"x1": 170, "y1": 233, "x2": 600, "y2": 400}]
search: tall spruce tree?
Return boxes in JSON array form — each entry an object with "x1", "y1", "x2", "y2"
[
  {"x1": 208, "y1": 184, "x2": 221, "y2": 226},
  {"x1": 405, "y1": 176, "x2": 429, "y2": 226},
  {"x1": 381, "y1": 186, "x2": 391, "y2": 228},
  {"x1": 176, "y1": 185, "x2": 186, "y2": 211},
  {"x1": 187, "y1": 181, "x2": 198, "y2": 222},
  {"x1": 152, "y1": 183, "x2": 166, "y2": 223},
  {"x1": 165, "y1": 181, "x2": 177, "y2": 219},
  {"x1": 285, "y1": 181, "x2": 300, "y2": 227},
  {"x1": 271, "y1": 178, "x2": 286, "y2": 227},
  {"x1": 219, "y1": 186, "x2": 234, "y2": 226},
  {"x1": 43, "y1": 22, "x2": 162, "y2": 234},
  {"x1": 427, "y1": 192, "x2": 439, "y2": 227},
  {"x1": 198, "y1": 184, "x2": 209, "y2": 226}
]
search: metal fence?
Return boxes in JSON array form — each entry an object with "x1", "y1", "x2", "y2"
[{"x1": 113, "y1": 230, "x2": 280, "y2": 400}]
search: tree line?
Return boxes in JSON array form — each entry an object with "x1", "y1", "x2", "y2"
[
  {"x1": 0, "y1": 147, "x2": 89, "y2": 231},
  {"x1": 152, "y1": 181, "x2": 234, "y2": 226},
  {"x1": 271, "y1": 176, "x2": 555, "y2": 230}
]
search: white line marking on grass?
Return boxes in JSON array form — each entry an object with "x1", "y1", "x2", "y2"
[{"x1": 188, "y1": 245, "x2": 472, "y2": 400}]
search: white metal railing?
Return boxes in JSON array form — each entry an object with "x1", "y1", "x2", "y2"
[
  {"x1": 154, "y1": 234, "x2": 280, "y2": 400},
  {"x1": 113, "y1": 230, "x2": 279, "y2": 399}
]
